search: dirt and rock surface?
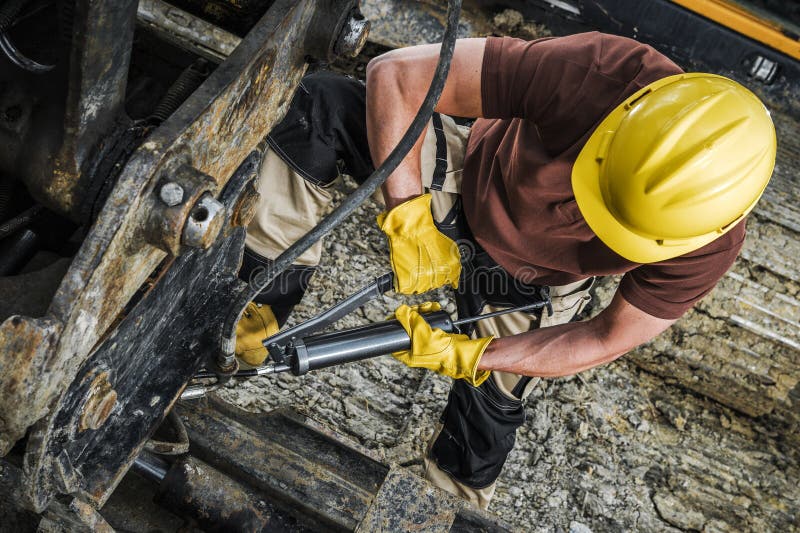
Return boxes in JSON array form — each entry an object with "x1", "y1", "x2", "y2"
[
  {"x1": 217, "y1": 178, "x2": 798, "y2": 533},
  {"x1": 219, "y1": 3, "x2": 799, "y2": 531}
]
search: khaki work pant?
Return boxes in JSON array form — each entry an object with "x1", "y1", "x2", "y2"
[{"x1": 246, "y1": 114, "x2": 593, "y2": 510}]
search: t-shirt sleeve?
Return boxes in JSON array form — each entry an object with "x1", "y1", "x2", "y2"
[
  {"x1": 481, "y1": 33, "x2": 681, "y2": 138},
  {"x1": 618, "y1": 222, "x2": 746, "y2": 319}
]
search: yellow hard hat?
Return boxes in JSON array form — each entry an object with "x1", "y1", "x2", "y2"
[{"x1": 572, "y1": 73, "x2": 776, "y2": 263}]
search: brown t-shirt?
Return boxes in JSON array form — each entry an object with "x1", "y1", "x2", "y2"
[{"x1": 462, "y1": 33, "x2": 745, "y2": 320}]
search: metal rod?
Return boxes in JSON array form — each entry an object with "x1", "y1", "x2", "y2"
[
  {"x1": 264, "y1": 272, "x2": 393, "y2": 356},
  {"x1": 257, "y1": 364, "x2": 290, "y2": 375},
  {"x1": 132, "y1": 451, "x2": 169, "y2": 483},
  {"x1": 192, "y1": 363, "x2": 289, "y2": 381},
  {"x1": 180, "y1": 383, "x2": 221, "y2": 400},
  {"x1": 136, "y1": 0, "x2": 241, "y2": 62},
  {"x1": 451, "y1": 301, "x2": 549, "y2": 327},
  {"x1": 0, "y1": 228, "x2": 39, "y2": 276}
]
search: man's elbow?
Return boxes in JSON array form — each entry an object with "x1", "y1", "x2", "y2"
[
  {"x1": 592, "y1": 295, "x2": 677, "y2": 360},
  {"x1": 587, "y1": 315, "x2": 630, "y2": 365},
  {"x1": 366, "y1": 50, "x2": 402, "y2": 90},
  {"x1": 366, "y1": 49, "x2": 425, "y2": 104}
]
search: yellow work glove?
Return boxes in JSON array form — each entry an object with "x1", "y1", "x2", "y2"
[
  {"x1": 392, "y1": 303, "x2": 493, "y2": 387},
  {"x1": 377, "y1": 194, "x2": 461, "y2": 294},
  {"x1": 235, "y1": 302, "x2": 279, "y2": 366}
]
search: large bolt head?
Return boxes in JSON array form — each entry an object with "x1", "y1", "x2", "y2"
[
  {"x1": 334, "y1": 15, "x2": 370, "y2": 59},
  {"x1": 159, "y1": 182, "x2": 185, "y2": 206},
  {"x1": 182, "y1": 193, "x2": 225, "y2": 249}
]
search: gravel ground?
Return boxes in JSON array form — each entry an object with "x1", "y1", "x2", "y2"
[{"x1": 217, "y1": 181, "x2": 799, "y2": 532}]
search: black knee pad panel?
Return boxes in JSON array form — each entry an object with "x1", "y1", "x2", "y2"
[
  {"x1": 238, "y1": 248, "x2": 316, "y2": 327},
  {"x1": 431, "y1": 377, "x2": 525, "y2": 489},
  {"x1": 267, "y1": 71, "x2": 374, "y2": 186}
]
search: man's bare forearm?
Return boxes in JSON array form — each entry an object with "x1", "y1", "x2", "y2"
[
  {"x1": 365, "y1": 39, "x2": 486, "y2": 211},
  {"x1": 365, "y1": 55, "x2": 426, "y2": 210},
  {"x1": 477, "y1": 318, "x2": 622, "y2": 377},
  {"x1": 477, "y1": 291, "x2": 676, "y2": 377}
]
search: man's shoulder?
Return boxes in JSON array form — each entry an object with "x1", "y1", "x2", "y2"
[
  {"x1": 490, "y1": 31, "x2": 683, "y2": 84},
  {"x1": 568, "y1": 32, "x2": 683, "y2": 83},
  {"x1": 620, "y1": 219, "x2": 747, "y2": 319}
]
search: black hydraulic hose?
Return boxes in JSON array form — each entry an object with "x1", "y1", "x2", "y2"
[
  {"x1": 217, "y1": 0, "x2": 463, "y2": 364},
  {"x1": 0, "y1": 31, "x2": 54, "y2": 72},
  {"x1": 0, "y1": 0, "x2": 28, "y2": 32},
  {"x1": 0, "y1": 0, "x2": 54, "y2": 73},
  {"x1": 0, "y1": 174, "x2": 12, "y2": 222},
  {"x1": 0, "y1": 228, "x2": 38, "y2": 275},
  {"x1": 0, "y1": 204, "x2": 42, "y2": 241}
]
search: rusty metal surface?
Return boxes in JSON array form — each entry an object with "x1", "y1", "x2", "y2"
[
  {"x1": 231, "y1": 179, "x2": 261, "y2": 228},
  {"x1": 0, "y1": 0, "x2": 361, "y2": 511},
  {"x1": 166, "y1": 0, "x2": 278, "y2": 36},
  {"x1": 355, "y1": 467, "x2": 462, "y2": 532},
  {"x1": 181, "y1": 193, "x2": 226, "y2": 249},
  {"x1": 143, "y1": 410, "x2": 191, "y2": 456},
  {"x1": 166, "y1": 397, "x2": 513, "y2": 532},
  {"x1": 144, "y1": 158, "x2": 219, "y2": 255},
  {"x1": 18, "y1": 0, "x2": 374, "y2": 493},
  {"x1": 172, "y1": 5, "x2": 313, "y2": 184},
  {"x1": 22, "y1": 154, "x2": 255, "y2": 510},
  {"x1": 0, "y1": 316, "x2": 61, "y2": 452},
  {"x1": 304, "y1": 0, "x2": 358, "y2": 63},
  {"x1": 36, "y1": 498, "x2": 114, "y2": 533},
  {"x1": 0, "y1": 466, "x2": 110, "y2": 533},
  {"x1": 38, "y1": 497, "x2": 115, "y2": 533},
  {"x1": 1, "y1": 0, "x2": 310, "y2": 447},
  {"x1": 77, "y1": 371, "x2": 118, "y2": 432},
  {"x1": 153, "y1": 454, "x2": 306, "y2": 532},
  {"x1": 334, "y1": 12, "x2": 371, "y2": 59},
  {"x1": 177, "y1": 397, "x2": 385, "y2": 530},
  {"x1": 21, "y1": 0, "x2": 139, "y2": 219},
  {"x1": 137, "y1": 0, "x2": 242, "y2": 62}
]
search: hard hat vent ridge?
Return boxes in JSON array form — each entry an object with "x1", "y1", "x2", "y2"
[
  {"x1": 641, "y1": 115, "x2": 749, "y2": 197},
  {"x1": 633, "y1": 88, "x2": 730, "y2": 180},
  {"x1": 661, "y1": 145, "x2": 771, "y2": 211}
]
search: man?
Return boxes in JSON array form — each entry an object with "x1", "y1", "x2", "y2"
[{"x1": 236, "y1": 32, "x2": 776, "y2": 509}]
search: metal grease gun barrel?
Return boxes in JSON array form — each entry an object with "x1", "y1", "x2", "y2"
[{"x1": 289, "y1": 310, "x2": 453, "y2": 375}]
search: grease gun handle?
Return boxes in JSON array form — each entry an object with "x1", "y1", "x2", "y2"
[{"x1": 290, "y1": 311, "x2": 453, "y2": 375}]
